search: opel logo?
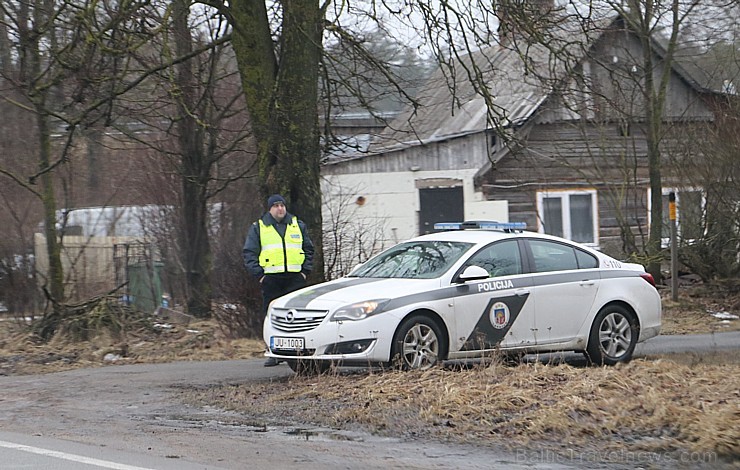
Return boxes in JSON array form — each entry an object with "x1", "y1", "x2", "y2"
[{"x1": 286, "y1": 309, "x2": 297, "y2": 323}]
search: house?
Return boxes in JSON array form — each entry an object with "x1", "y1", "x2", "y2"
[{"x1": 321, "y1": 6, "x2": 729, "y2": 260}]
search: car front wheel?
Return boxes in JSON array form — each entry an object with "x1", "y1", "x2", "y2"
[
  {"x1": 391, "y1": 315, "x2": 445, "y2": 371},
  {"x1": 586, "y1": 305, "x2": 639, "y2": 365}
]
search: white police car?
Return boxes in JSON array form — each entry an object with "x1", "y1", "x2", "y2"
[{"x1": 264, "y1": 221, "x2": 661, "y2": 373}]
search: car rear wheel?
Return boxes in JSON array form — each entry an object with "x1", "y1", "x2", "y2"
[
  {"x1": 586, "y1": 304, "x2": 639, "y2": 365},
  {"x1": 287, "y1": 359, "x2": 331, "y2": 375},
  {"x1": 391, "y1": 315, "x2": 445, "y2": 371}
]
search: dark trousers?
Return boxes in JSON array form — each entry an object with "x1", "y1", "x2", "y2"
[{"x1": 261, "y1": 272, "x2": 307, "y2": 316}]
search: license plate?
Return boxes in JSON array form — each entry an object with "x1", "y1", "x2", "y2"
[{"x1": 270, "y1": 336, "x2": 305, "y2": 350}]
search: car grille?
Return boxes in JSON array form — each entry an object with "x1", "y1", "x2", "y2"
[
  {"x1": 270, "y1": 308, "x2": 328, "y2": 333},
  {"x1": 269, "y1": 348, "x2": 317, "y2": 357}
]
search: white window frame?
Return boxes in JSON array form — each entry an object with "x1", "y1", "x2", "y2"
[
  {"x1": 536, "y1": 189, "x2": 599, "y2": 248},
  {"x1": 647, "y1": 187, "x2": 706, "y2": 248}
]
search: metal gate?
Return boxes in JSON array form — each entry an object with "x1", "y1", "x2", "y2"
[{"x1": 114, "y1": 242, "x2": 163, "y2": 312}]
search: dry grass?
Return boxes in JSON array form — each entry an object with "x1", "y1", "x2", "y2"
[
  {"x1": 659, "y1": 282, "x2": 740, "y2": 335},
  {"x1": 182, "y1": 285, "x2": 739, "y2": 465},
  {"x1": 0, "y1": 317, "x2": 265, "y2": 376},
  {"x1": 185, "y1": 358, "x2": 740, "y2": 462}
]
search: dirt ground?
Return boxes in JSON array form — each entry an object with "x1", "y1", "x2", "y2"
[{"x1": 1, "y1": 283, "x2": 739, "y2": 468}]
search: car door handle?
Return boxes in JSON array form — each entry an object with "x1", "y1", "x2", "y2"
[
  {"x1": 515, "y1": 289, "x2": 530, "y2": 296},
  {"x1": 580, "y1": 280, "x2": 595, "y2": 286}
]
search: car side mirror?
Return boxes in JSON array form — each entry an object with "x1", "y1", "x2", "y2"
[{"x1": 457, "y1": 265, "x2": 490, "y2": 283}]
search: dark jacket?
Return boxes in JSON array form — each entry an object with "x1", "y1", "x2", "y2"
[{"x1": 242, "y1": 211, "x2": 314, "y2": 279}]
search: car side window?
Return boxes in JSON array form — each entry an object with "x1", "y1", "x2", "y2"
[
  {"x1": 529, "y1": 240, "x2": 579, "y2": 272},
  {"x1": 575, "y1": 249, "x2": 598, "y2": 269},
  {"x1": 464, "y1": 240, "x2": 522, "y2": 277}
]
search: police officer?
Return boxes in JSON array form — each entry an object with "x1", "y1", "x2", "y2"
[{"x1": 243, "y1": 194, "x2": 314, "y2": 366}]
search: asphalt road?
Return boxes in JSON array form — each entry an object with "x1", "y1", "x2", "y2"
[
  {"x1": 0, "y1": 331, "x2": 738, "y2": 470},
  {"x1": 635, "y1": 331, "x2": 740, "y2": 355},
  {"x1": 527, "y1": 330, "x2": 740, "y2": 366}
]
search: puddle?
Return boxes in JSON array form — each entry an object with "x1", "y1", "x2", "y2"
[
  {"x1": 150, "y1": 413, "x2": 373, "y2": 443},
  {"x1": 283, "y1": 427, "x2": 361, "y2": 442}
]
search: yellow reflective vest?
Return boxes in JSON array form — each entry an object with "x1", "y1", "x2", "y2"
[{"x1": 258, "y1": 217, "x2": 305, "y2": 274}]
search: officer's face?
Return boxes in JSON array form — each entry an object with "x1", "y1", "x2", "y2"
[{"x1": 269, "y1": 202, "x2": 286, "y2": 221}]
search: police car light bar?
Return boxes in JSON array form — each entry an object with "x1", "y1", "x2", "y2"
[{"x1": 434, "y1": 221, "x2": 527, "y2": 232}]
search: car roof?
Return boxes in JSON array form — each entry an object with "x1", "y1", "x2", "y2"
[
  {"x1": 410, "y1": 228, "x2": 606, "y2": 258},
  {"x1": 411, "y1": 229, "x2": 522, "y2": 244}
]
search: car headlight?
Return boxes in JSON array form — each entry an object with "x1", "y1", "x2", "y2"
[{"x1": 330, "y1": 299, "x2": 390, "y2": 321}]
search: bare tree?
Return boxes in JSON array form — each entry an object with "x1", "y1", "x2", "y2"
[
  {"x1": 168, "y1": 0, "x2": 254, "y2": 316},
  {"x1": 0, "y1": 0, "x2": 151, "y2": 335},
  {"x1": 2, "y1": 0, "x2": 736, "y2": 327},
  {"x1": 671, "y1": 39, "x2": 740, "y2": 280},
  {"x1": 614, "y1": 0, "x2": 701, "y2": 279},
  {"x1": 0, "y1": 0, "x2": 240, "y2": 334},
  {"x1": 321, "y1": 179, "x2": 388, "y2": 280},
  {"x1": 218, "y1": 1, "x2": 435, "y2": 282},
  {"x1": 221, "y1": 0, "x2": 326, "y2": 280},
  {"x1": 101, "y1": 2, "x2": 257, "y2": 318}
]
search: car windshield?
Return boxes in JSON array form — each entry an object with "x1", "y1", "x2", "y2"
[{"x1": 350, "y1": 241, "x2": 473, "y2": 279}]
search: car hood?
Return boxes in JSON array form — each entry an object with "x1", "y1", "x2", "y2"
[{"x1": 272, "y1": 277, "x2": 441, "y2": 310}]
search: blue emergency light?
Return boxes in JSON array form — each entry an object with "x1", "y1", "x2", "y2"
[{"x1": 433, "y1": 221, "x2": 527, "y2": 232}]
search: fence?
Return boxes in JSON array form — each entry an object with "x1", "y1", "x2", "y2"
[{"x1": 34, "y1": 234, "x2": 163, "y2": 311}]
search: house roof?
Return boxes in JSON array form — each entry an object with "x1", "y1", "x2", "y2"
[
  {"x1": 346, "y1": 9, "x2": 728, "y2": 159},
  {"x1": 364, "y1": 11, "x2": 616, "y2": 155},
  {"x1": 364, "y1": 47, "x2": 548, "y2": 153},
  {"x1": 670, "y1": 45, "x2": 739, "y2": 95}
]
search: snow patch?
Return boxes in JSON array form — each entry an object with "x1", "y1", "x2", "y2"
[{"x1": 709, "y1": 311, "x2": 739, "y2": 320}]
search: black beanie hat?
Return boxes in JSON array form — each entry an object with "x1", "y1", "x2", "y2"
[{"x1": 267, "y1": 194, "x2": 286, "y2": 208}]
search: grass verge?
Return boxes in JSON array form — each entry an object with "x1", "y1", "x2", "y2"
[{"x1": 183, "y1": 356, "x2": 740, "y2": 465}]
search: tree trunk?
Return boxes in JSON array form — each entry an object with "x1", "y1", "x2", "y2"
[
  {"x1": 173, "y1": 0, "x2": 212, "y2": 317},
  {"x1": 644, "y1": 42, "x2": 664, "y2": 281},
  {"x1": 629, "y1": 0, "x2": 683, "y2": 283},
  {"x1": 22, "y1": 0, "x2": 65, "y2": 337},
  {"x1": 38, "y1": 106, "x2": 65, "y2": 304},
  {"x1": 230, "y1": 0, "x2": 325, "y2": 281}
]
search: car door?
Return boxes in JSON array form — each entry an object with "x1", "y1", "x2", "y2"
[
  {"x1": 524, "y1": 239, "x2": 600, "y2": 345},
  {"x1": 451, "y1": 239, "x2": 536, "y2": 354}
]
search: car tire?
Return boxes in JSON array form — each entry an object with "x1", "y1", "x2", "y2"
[
  {"x1": 391, "y1": 315, "x2": 445, "y2": 371},
  {"x1": 287, "y1": 359, "x2": 331, "y2": 375},
  {"x1": 585, "y1": 304, "x2": 639, "y2": 366}
]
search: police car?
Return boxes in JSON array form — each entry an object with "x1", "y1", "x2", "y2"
[{"x1": 264, "y1": 221, "x2": 661, "y2": 373}]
